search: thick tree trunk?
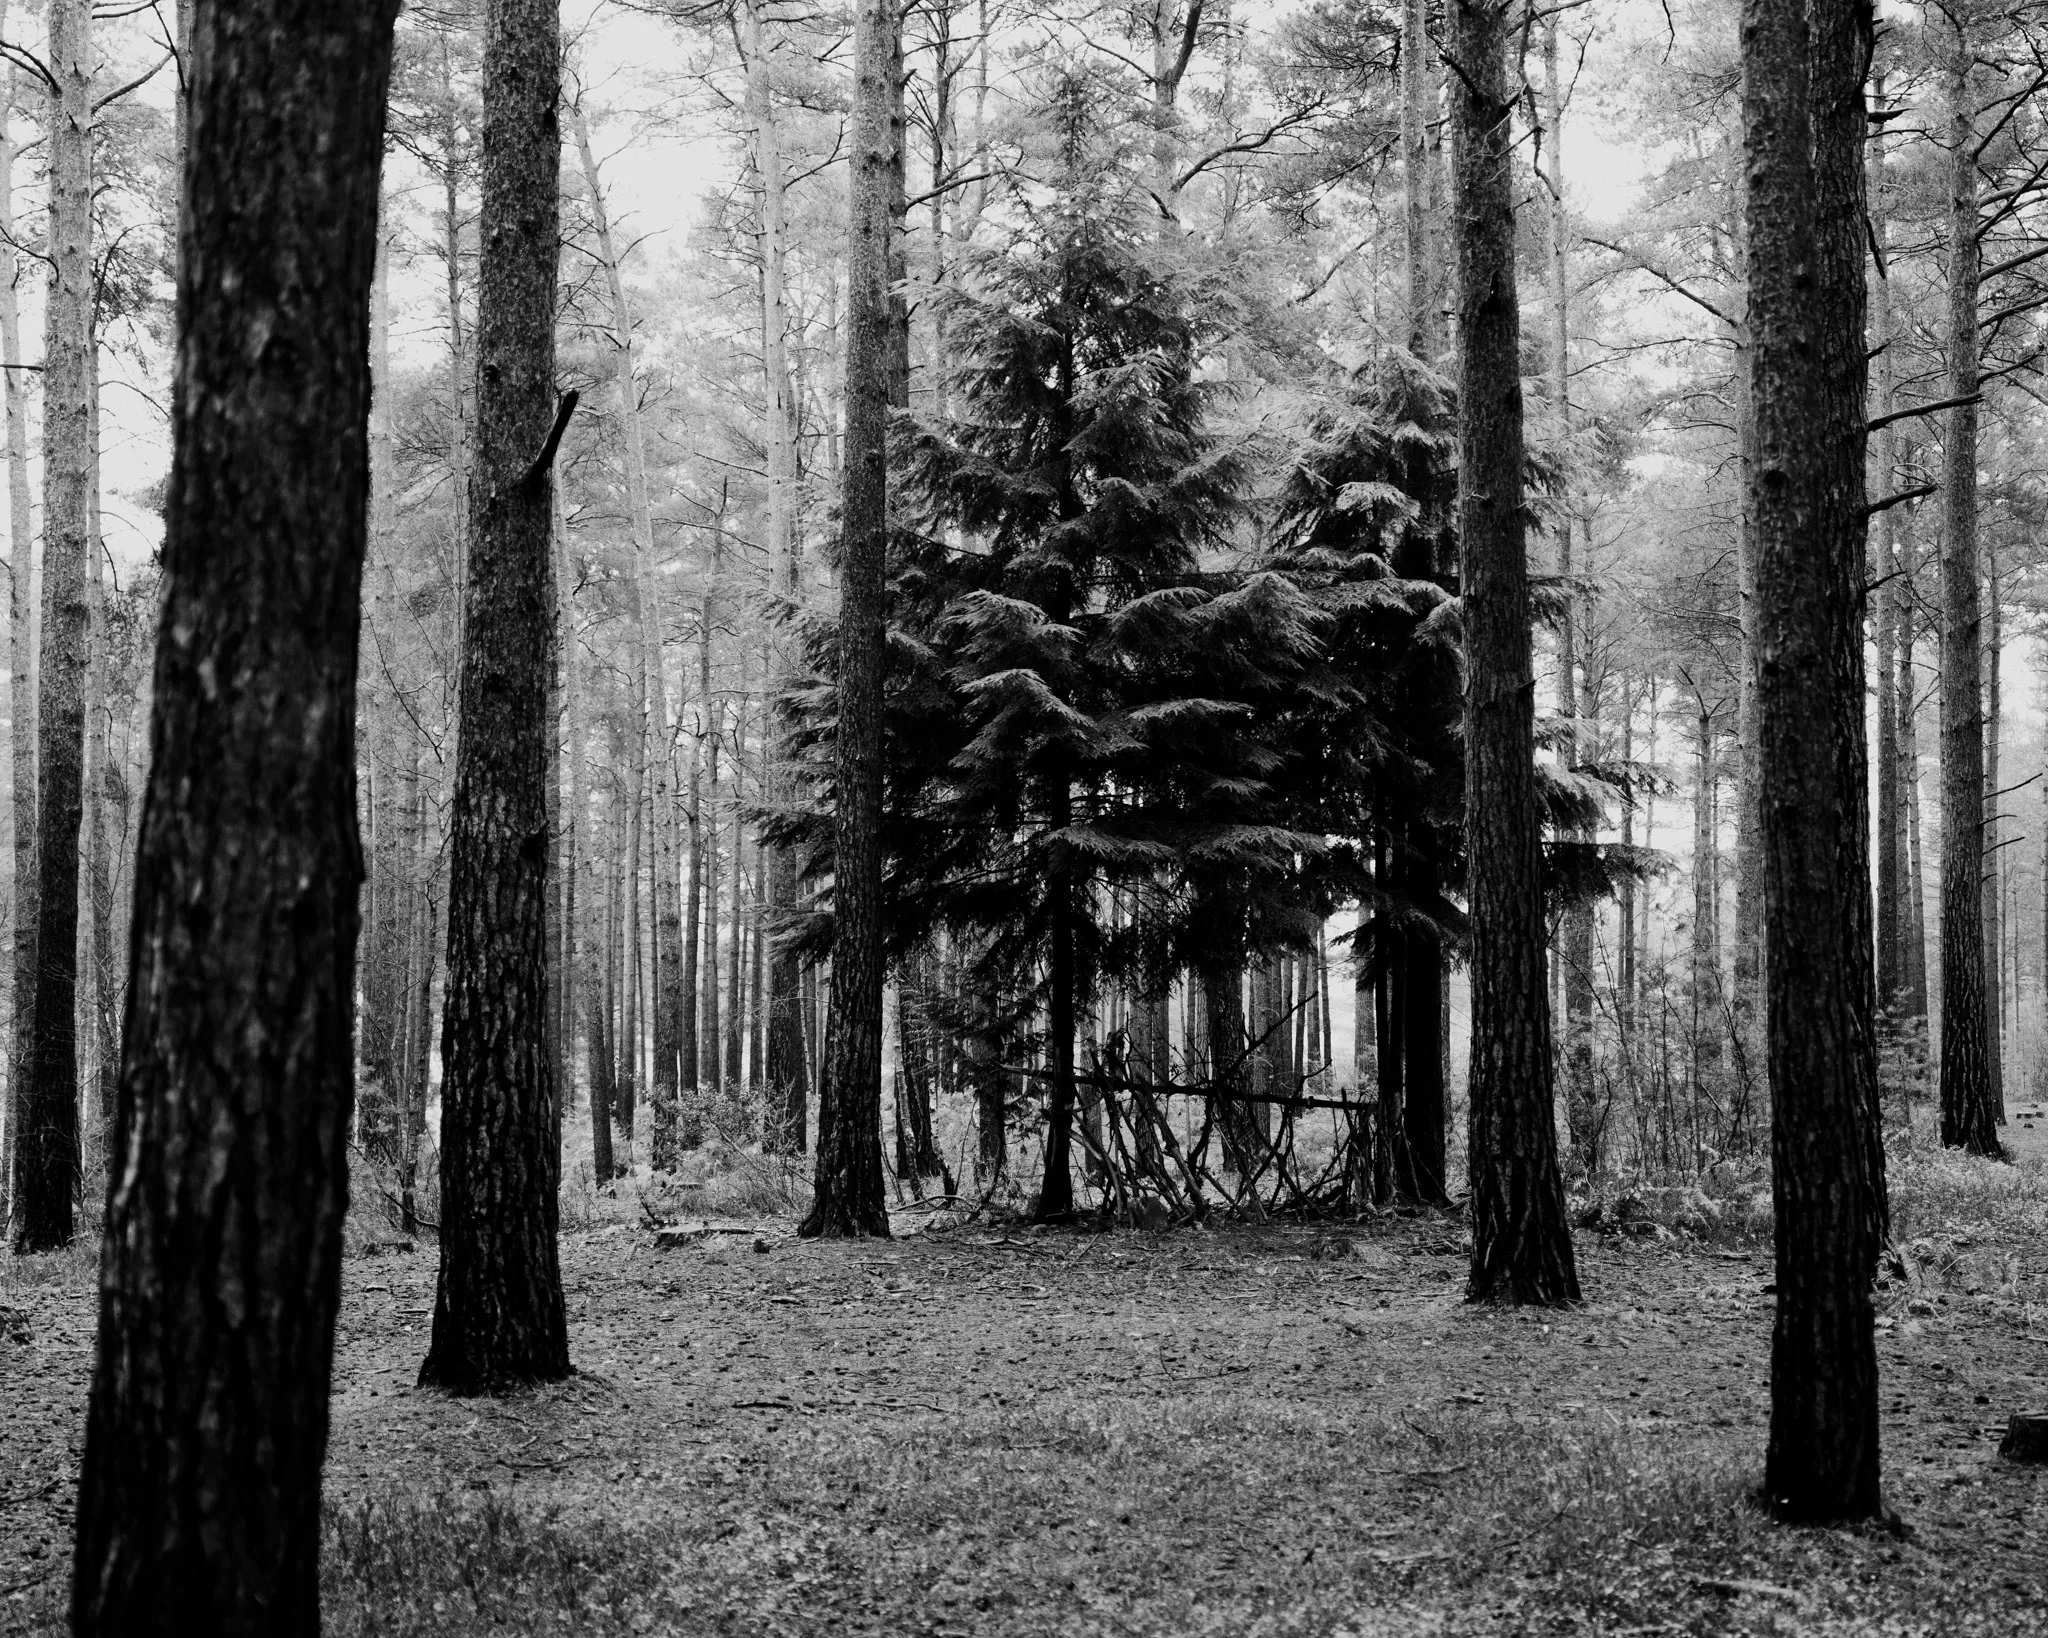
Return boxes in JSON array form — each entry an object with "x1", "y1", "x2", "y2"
[
  {"x1": 14, "y1": 0, "x2": 94, "y2": 1253},
  {"x1": 1937, "y1": 29, "x2": 1999, "y2": 1156},
  {"x1": 70, "y1": 3, "x2": 397, "y2": 1626},
  {"x1": 1743, "y1": 0, "x2": 1886, "y2": 1520},
  {"x1": 1453, "y1": 0, "x2": 1578, "y2": 1308},
  {"x1": 800, "y1": 0, "x2": 892, "y2": 1239},
  {"x1": 419, "y1": 0, "x2": 571, "y2": 1394}
]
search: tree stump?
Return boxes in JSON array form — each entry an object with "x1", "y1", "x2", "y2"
[{"x1": 1998, "y1": 1413, "x2": 2048, "y2": 1462}]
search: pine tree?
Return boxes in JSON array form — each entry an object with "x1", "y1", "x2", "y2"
[
  {"x1": 71, "y1": 2, "x2": 399, "y2": 1626},
  {"x1": 418, "y1": 0, "x2": 572, "y2": 1392}
]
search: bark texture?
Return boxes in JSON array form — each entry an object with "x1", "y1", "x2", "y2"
[
  {"x1": 1453, "y1": 0, "x2": 1578, "y2": 1308},
  {"x1": 419, "y1": 0, "x2": 572, "y2": 1392},
  {"x1": 70, "y1": 3, "x2": 397, "y2": 1628},
  {"x1": 1743, "y1": 0, "x2": 1887, "y2": 1521},
  {"x1": 800, "y1": 0, "x2": 891, "y2": 1239}
]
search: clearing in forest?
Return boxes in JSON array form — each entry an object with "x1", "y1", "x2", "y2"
[{"x1": 6, "y1": 1141, "x2": 2048, "y2": 1636}]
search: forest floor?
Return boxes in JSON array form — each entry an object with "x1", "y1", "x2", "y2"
[{"x1": 7, "y1": 1111, "x2": 2048, "y2": 1636}]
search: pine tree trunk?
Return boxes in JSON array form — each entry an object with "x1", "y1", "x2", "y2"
[
  {"x1": 14, "y1": 0, "x2": 94, "y2": 1252},
  {"x1": 800, "y1": 0, "x2": 892, "y2": 1239},
  {"x1": 1901, "y1": 583, "x2": 1930, "y2": 1019},
  {"x1": 1, "y1": 45, "x2": 33, "y2": 1220},
  {"x1": 1937, "y1": 26, "x2": 1999, "y2": 1156},
  {"x1": 1871, "y1": 88, "x2": 1904, "y2": 1015},
  {"x1": 571, "y1": 103, "x2": 682, "y2": 1167},
  {"x1": 1984, "y1": 545, "x2": 2003, "y2": 1118},
  {"x1": 619, "y1": 742, "x2": 641, "y2": 1144},
  {"x1": 1453, "y1": 0, "x2": 1578, "y2": 1308},
  {"x1": 746, "y1": 0, "x2": 810, "y2": 1153},
  {"x1": 1692, "y1": 701, "x2": 1724, "y2": 1074},
  {"x1": 70, "y1": 4, "x2": 398, "y2": 1624},
  {"x1": 557, "y1": 492, "x2": 609, "y2": 1181},
  {"x1": 418, "y1": 0, "x2": 571, "y2": 1394},
  {"x1": 1744, "y1": 0, "x2": 1886, "y2": 1520}
]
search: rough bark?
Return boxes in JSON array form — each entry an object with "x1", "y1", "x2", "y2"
[
  {"x1": 1936, "y1": 23, "x2": 1999, "y2": 1156},
  {"x1": 418, "y1": 0, "x2": 572, "y2": 1393},
  {"x1": 1743, "y1": 0, "x2": 1887, "y2": 1520},
  {"x1": 69, "y1": 3, "x2": 397, "y2": 1626},
  {"x1": 800, "y1": 0, "x2": 892, "y2": 1239},
  {"x1": 13, "y1": 0, "x2": 94, "y2": 1253},
  {"x1": 1453, "y1": 0, "x2": 1579, "y2": 1308}
]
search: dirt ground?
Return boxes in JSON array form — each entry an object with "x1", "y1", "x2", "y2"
[{"x1": 7, "y1": 1129, "x2": 2048, "y2": 1635}]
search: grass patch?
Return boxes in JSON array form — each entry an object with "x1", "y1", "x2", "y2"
[{"x1": 318, "y1": 1395, "x2": 2017, "y2": 1637}]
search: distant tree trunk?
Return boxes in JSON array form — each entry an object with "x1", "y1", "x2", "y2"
[
  {"x1": 1402, "y1": 0, "x2": 1441, "y2": 358},
  {"x1": 418, "y1": 0, "x2": 572, "y2": 1394},
  {"x1": 1983, "y1": 543, "x2": 2003, "y2": 1119},
  {"x1": 1453, "y1": 0, "x2": 1579, "y2": 1308},
  {"x1": 1901, "y1": 581, "x2": 1930, "y2": 1019},
  {"x1": 1545, "y1": 22, "x2": 1595, "y2": 1167},
  {"x1": 70, "y1": 2, "x2": 398, "y2": 1625},
  {"x1": 1936, "y1": 24, "x2": 1999, "y2": 1157},
  {"x1": 800, "y1": 0, "x2": 892, "y2": 1239},
  {"x1": 1, "y1": 45, "x2": 33, "y2": 1222},
  {"x1": 570, "y1": 102, "x2": 682, "y2": 1167},
  {"x1": 618, "y1": 742, "x2": 641, "y2": 1145},
  {"x1": 1871, "y1": 86, "x2": 1905, "y2": 1016},
  {"x1": 747, "y1": 0, "x2": 809, "y2": 1153},
  {"x1": 1691, "y1": 699, "x2": 1724, "y2": 1074},
  {"x1": 14, "y1": 0, "x2": 93, "y2": 1253},
  {"x1": 1743, "y1": 0, "x2": 1886, "y2": 1520},
  {"x1": 557, "y1": 493, "x2": 609, "y2": 1181}
]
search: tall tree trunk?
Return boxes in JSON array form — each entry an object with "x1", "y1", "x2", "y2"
[
  {"x1": 1937, "y1": 24, "x2": 1999, "y2": 1156},
  {"x1": 1901, "y1": 579, "x2": 1929, "y2": 1019},
  {"x1": 1453, "y1": 0, "x2": 1579, "y2": 1308},
  {"x1": 1401, "y1": 0, "x2": 1440, "y2": 358},
  {"x1": 1983, "y1": 543, "x2": 2003, "y2": 1118},
  {"x1": 800, "y1": 0, "x2": 892, "y2": 1239},
  {"x1": 556, "y1": 492, "x2": 609, "y2": 1181},
  {"x1": 1, "y1": 46, "x2": 32, "y2": 1224},
  {"x1": 419, "y1": 0, "x2": 571, "y2": 1393},
  {"x1": 620, "y1": 741, "x2": 641, "y2": 1145},
  {"x1": 14, "y1": 0, "x2": 94, "y2": 1252},
  {"x1": 1744, "y1": 0, "x2": 1886, "y2": 1520},
  {"x1": 1692, "y1": 700, "x2": 1724, "y2": 1074},
  {"x1": 1871, "y1": 81, "x2": 1904, "y2": 1016},
  {"x1": 71, "y1": 3, "x2": 398, "y2": 1624},
  {"x1": 746, "y1": 0, "x2": 810, "y2": 1153},
  {"x1": 1545, "y1": 20, "x2": 1596, "y2": 1167},
  {"x1": 570, "y1": 103, "x2": 682, "y2": 1168}
]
